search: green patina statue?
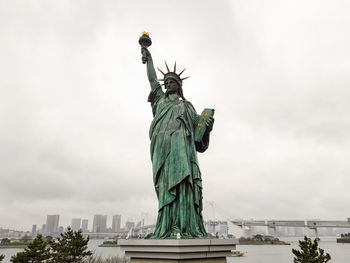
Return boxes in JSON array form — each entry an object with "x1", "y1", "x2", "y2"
[{"x1": 139, "y1": 33, "x2": 214, "y2": 239}]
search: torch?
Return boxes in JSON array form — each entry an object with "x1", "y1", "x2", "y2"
[{"x1": 138, "y1": 32, "x2": 152, "y2": 64}]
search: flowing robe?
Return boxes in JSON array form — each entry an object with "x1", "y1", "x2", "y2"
[{"x1": 148, "y1": 83, "x2": 209, "y2": 238}]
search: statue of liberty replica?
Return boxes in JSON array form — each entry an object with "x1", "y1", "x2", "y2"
[{"x1": 139, "y1": 33, "x2": 215, "y2": 239}]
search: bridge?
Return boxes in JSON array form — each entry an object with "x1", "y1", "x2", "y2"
[
  {"x1": 230, "y1": 219, "x2": 350, "y2": 228},
  {"x1": 202, "y1": 201, "x2": 350, "y2": 238},
  {"x1": 87, "y1": 219, "x2": 350, "y2": 239},
  {"x1": 222, "y1": 218, "x2": 350, "y2": 238}
]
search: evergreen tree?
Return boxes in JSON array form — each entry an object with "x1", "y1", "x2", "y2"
[
  {"x1": 0, "y1": 255, "x2": 5, "y2": 262},
  {"x1": 49, "y1": 227, "x2": 92, "y2": 263},
  {"x1": 10, "y1": 235, "x2": 50, "y2": 263},
  {"x1": 1, "y1": 238, "x2": 10, "y2": 245},
  {"x1": 292, "y1": 236, "x2": 331, "y2": 263}
]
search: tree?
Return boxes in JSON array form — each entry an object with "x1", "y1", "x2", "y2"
[
  {"x1": 10, "y1": 235, "x2": 50, "y2": 263},
  {"x1": 49, "y1": 227, "x2": 92, "y2": 263},
  {"x1": 1, "y1": 238, "x2": 10, "y2": 245},
  {"x1": 253, "y1": 234, "x2": 264, "y2": 241},
  {"x1": 0, "y1": 255, "x2": 5, "y2": 262},
  {"x1": 292, "y1": 236, "x2": 331, "y2": 263}
]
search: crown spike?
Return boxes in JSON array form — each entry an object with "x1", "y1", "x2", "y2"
[
  {"x1": 181, "y1": 76, "x2": 190, "y2": 81},
  {"x1": 178, "y1": 68, "x2": 186, "y2": 76},
  {"x1": 165, "y1": 61, "x2": 170, "y2": 72},
  {"x1": 157, "y1": 67, "x2": 166, "y2": 76},
  {"x1": 174, "y1": 62, "x2": 177, "y2": 73}
]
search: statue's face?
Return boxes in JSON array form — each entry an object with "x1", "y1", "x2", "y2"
[{"x1": 165, "y1": 78, "x2": 179, "y2": 94}]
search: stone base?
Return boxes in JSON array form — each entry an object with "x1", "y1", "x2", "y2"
[{"x1": 118, "y1": 238, "x2": 238, "y2": 263}]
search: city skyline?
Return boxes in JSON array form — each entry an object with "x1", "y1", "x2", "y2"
[
  {"x1": 28, "y1": 213, "x2": 142, "y2": 233},
  {"x1": 2, "y1": 216, "x2": 349, "y2": 240},
  {"x1": 1, "y1": 0, "x2": 350, "y2": 230},
  {"x1": 3, "y1": 212, "x2": 350, "y2": 234},
  {"x1": 13, "y1": 212, "x2": 145, "y2": 232}
]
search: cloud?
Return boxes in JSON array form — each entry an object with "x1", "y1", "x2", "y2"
[{"x1": 0, "y1": 0, "x2": 350, "y2": 230}]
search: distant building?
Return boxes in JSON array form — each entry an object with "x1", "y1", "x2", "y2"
[
  {"x1": 81, "y1": 219, "x2": 89, "y2": 232},
  {"x1": 92, "y1": 215, "x2": 107, "y2": 233},
  {"x1": 218, "y1": 223, "x2": 228, "y2": 236},
  {"x1": 205, "y1": 221, "x2": 228, "y2": 236},
  {"x1": 71, "y1": 218, "x2": 81, "y2": 231},
  {"x1": 112, "y1": 215, "x2": 121, "y2": 232},
  {"x1": 41, "y1": 224, "x2": 46, "y2": 235},
  {"x1": 31, "y1": 224, "x2": 37, "y2": 237},
  {"x1": 58, "y1": 226, "x2": 64, "y2": 234},
  {"x1": 136, "y1": 221, "x2": 143, "y2": 227},
  {"x1": 205, "y1": 222, "x2": 216, "y2": 234},
  {"x1": 46, "y1": 215, "x2": 59, "y2": 236},
  {"x1": 125, "y1": 221, "x2": 135, "y2": 231}
]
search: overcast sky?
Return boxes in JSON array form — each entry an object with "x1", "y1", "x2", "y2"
[{"x1": 1, "y1": 0, "x2": 350, "y2": 231}]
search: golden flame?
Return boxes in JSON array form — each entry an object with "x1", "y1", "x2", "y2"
[{"x1": 142, "y1": 31, "x2": 150, "y2": 37}]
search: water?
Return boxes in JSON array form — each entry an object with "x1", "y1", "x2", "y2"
[
  {"x1": 230, "y1": 237, "x2": 350, "y2": 263},
  {"x1": 1, "y1": 237, "x2": 349, "y2": 263},
  {"x1": 0, "y1": 248, "x2": 23, "y2": 263},
  {"x1": 88, "y1": 239, "x2": 123, "y2": 258}
]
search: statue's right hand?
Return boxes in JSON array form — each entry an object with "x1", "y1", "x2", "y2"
[
  {"x1": 141, "y1": 47, "x2": 151, "y2": 57},
  {"x1": 141, "y1": 47, "x2": 151, "y2": 64}
]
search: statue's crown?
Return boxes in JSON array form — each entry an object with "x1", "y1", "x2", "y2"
[{"x1": 157, "y1": 61, "x2": 190, "y2": 86}]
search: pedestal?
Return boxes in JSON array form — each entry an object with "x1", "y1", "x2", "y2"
[{"x1": 118, "y1": 238, "x2": 238, "y2": 263}]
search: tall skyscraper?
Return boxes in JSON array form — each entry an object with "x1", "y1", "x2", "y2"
[
  {"x1": 46, "y1": 215, "x2": 59, "y2": 235},
  {"x1": 92, "y1": 215, "x2": 107, "y2": 233},
  {"x1": 81, "y1": 219, "x2": 89, "y2": 232},
  {"x1": 71, "y1": 218, "x2": 81, "y2": 231},
  {"x1": 112, "y1": 215, "x2": 121, "y2": 232},
  {"x1": 31, "y1": 224, "x2": 37, "y2": 237}
]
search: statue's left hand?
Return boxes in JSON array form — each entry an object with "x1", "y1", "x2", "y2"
[{"x1": 205, "y1": 117, "x2": 214, "y2": 132}]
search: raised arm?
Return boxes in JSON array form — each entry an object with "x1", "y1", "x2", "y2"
[{"x1": 142, "y1": 47, "x2": 159, "y2": 90}]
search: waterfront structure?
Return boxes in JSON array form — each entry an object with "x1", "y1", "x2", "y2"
[
  {"x1": 136, "y1": 220, "x2": 143, "y2": 227},
  {"x1": 125, "y1": 221, "x2": 135, "y2": 231},
  {"x1": 206, "y1": 223, "x2": 215, "y2": 234},
  {"x1": 112, "y1": 215, "x2": 121, "y2": 232},
  {"x1": 92, "y1": 215, "x2": 107, "y2": 233},
  {"x1": 31, "y1": 224, "x2": 37, "y2": 237},
  {"x1": 205, "y1": 221, "x2": 229, "y2": 237},
  {"x1": 71, "y1": 218, "x2": 81, "y2": 231},
  {"x1": 0, "y1": 228, "x2": 30, "y2": 239},
  {"x1": 218, "y1": 222, "x2": 228, "y2": 236},
  {"x1": 81, "y1": 219, "x2": 88, "y2": 232},
  {"x1": 337, "y1": 232, "x2": 350, "y2": 243},
  {"x1": 45, "y1": 215, "x2": 59, "y2": 236},
  {"x1": 231, "y1": 219, "x2": 350, "y2": 238}
]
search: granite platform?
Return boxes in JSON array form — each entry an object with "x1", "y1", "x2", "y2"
[{"x1": 118, "y1": 238, "x2": 238, "y2": 263}]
